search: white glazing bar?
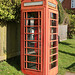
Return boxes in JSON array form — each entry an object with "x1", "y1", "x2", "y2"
[{"x1": 24, "y1": 1, "x2": 43, "y2": 6}]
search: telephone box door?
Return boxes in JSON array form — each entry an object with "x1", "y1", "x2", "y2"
[
  {"x1": 21, "y1": 9, "x2": 43, "y2": 75},
  {"x1": 49, "y1": 9, "x2": 58, "y2": 75}
]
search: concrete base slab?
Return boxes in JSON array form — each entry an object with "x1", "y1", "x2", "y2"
[
  {"x1": 0, "y1": 56, "x2": 6, "y2": 61},
  {"x1": 65, "y1": 72, "x2": 75, "y2": 75}
]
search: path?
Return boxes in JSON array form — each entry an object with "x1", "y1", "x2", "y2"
[{"x1": 65, "y1": 72, "x2": 75, "y2": 75}]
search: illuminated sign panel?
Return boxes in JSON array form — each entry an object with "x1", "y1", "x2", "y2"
[{"x1": 24, "y1": 1, "x2": 43, "y2": 6}]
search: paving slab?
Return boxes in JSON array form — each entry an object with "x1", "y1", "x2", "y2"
[
  {"x1": 0, "y1": 56, "x2": 6, "y2": 61},
  {"x1": 65, "y1": 72, "x2": 75, "y2": 75}
]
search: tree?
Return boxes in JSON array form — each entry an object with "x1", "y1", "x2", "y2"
[
  {"x1": 68, "y1": 15, "x2": 75, "y2": 38},
  {"x1": 0, "y1": 0, "x2": 21, "y2": 23}
]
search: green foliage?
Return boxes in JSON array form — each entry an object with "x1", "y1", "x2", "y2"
[
  {"x1": 68, "y1": 14, "x2": 75, "y2": 38},
  {"x1": 65, "y1": 9, "x2": 75, "y2": 14},
  {"x1": 57, "y1": 0, "x2": 65, "y2": 24},
  {"x1": 0, "y1": 0, "x2": 15, "y2": 21},
  {"x1": 64, "y1": 4, "x2": 75, "y2": 39},
  {"x1": 57, "y1": 0, "x2": 75, "y2": 38},
  {"x1": 0, "y1": 0, "x2": 21, "y2": 23},
  {"x1": 69, "y1": 15, "x2": 75, "y2": 25}
]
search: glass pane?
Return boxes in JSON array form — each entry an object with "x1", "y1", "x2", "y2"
[
  {"x1": 50, "y1": 28, "x2": 56, "y2": 33},
  {"x1": 25, "y1": 62, "x2": 26, "y2": 68},
  {"x1": 25, "y1": 34, "x2": 26, "y2": 40},
  {"x1": 25, "y1": 55, "x2": 26, "y2": 61},
  {"x1": 39, "y1": 57, "x2": 41, "y2": 63},
  {"x1": 27, "y1": 34, "x2": 41, "y2": 40},
  {"x1": 27, "y1": 27, "x2": 38, "y2": 33},
  {"x1": 28, "y1": 12, "x2": 38, "y2": 18},
  {"x1": 50, "y1": 34, "x2": 57, "y2": 40},
  {"x1": 49, "y1": 62, "x2": 56, "y2": 69},
  {"x1": 25, "y1": 20, "x2": 26, "y2": 25},
  {"x1": 27, "y1": 34, "x2": 38, "y2": 40},
  {"x1": 27, "y1": 63, "x2": 38, "y2": 70},
  {"x1": 27, "y1": 56, "x2": 38, "y2": 62},
  {"x1": 27, "y1": 48, "x2": 38, "y2": 55},
  {"x1": 50, "y1": 48, "x2": 56, "y2": 55},
  {"x1": 27, "y1": 19, "x2": 38, "y2": 25},
  {"x1": 39, "y1": 42, "x2": 41, "y2": 48},
  {"x1": 25, "y1": 41, "x2": 26, "y2": 47},
  {"x1": 24, "y1": 27, "x2": 26, "y2": 33},
  {"x1": 38, "y1": 19, "x2": 41, "y2": 25},
  {"x1": 24, "y1": 11, "x2": 41, "y2": 70},
  {"x1": 50, "y1": 55, "x2": 56, "y2": 62},
  {"x1": 39, "y1": 64, "x2": 41, "y2": 70},
  {"x1": 39, "y1": 12, "x2": 41, "y2": 18},
  {"x1": 39, "y1": 34, "x2": 41, "y2": 40},
  {"x1": 51, "y1": 62, "x2": 56, "y2": 68},
  {"x1": 25, "y1": 12, "x2": 26, "y2": 18},
  {"x1": 50, "y1": 41, "x2": 57, "y2": 47},
  {"x1": 39, "y1": 27, "x2": 41, "y2": 33},
  {"x1": 27, "y1": 41, "x2": 38, "y2": 48},
  {"x1": 25, "y1": 48, "x2": 26, "y2": 54},
  {"x1": 39, "y1": 49, "x2": 41, "y2": 55},
  {"x1": 51, "y1": 13, "x2": 56, "y2": 19},
  {"x1": 50, "y1": 20, "x2": 56, "y2": 26}
]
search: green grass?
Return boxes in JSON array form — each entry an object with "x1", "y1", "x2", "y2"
[
  {"x1": 58, "y1": 38, "x2": 75, "y2": 75},
  {"x1": 0, "y1": 56, "x2": 24, "y2": 75},
  {"x1": 0, "y1": 38, "x2": 75, "y2": 75}
]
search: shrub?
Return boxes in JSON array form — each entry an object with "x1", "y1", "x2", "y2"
[
  {"x1": 65, "y1": 9, "x2": 75, "y2": 14},
  {"x1": 0, "y1": 0, "x2": 15, "y2": 21},
  {"x1": 0, "y1": 0, "x2": 21, "y2": 24},
  {"x1": 68, "y1": 14, "x2": 75, "y2": 38},
  {"x1": 57, "y1": 0, "x2": 65, "y2": 24}
]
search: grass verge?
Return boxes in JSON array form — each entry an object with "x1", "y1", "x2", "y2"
[
  {"x1": 0, "y1": 56, "x2": 24, "y2": 75},
  {"x1": 58, "y1": 38, "x2": 75, "y2": 75}
]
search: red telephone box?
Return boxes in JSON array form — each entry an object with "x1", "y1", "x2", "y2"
[{"x1": 21, "y1": 0, "x2": 58, "y2": 75}]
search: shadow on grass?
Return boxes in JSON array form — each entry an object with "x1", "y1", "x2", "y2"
[
  {"x1": 59, "y1": 42, "x2": 75, "y2": 48},
  {"x1": 59, "y1": 50, "x2": 75, "y2": 56},
  {"x1": 59, "y1": 42, "x2": 71, "y2": 45},
  {"x1": 66, "y1": 63, "x2": 75, "y2": 72},
  {"x1": 7, "y1": 56, "x2": 21, "y2": 71}
]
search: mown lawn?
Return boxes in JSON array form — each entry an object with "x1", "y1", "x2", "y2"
[
  {"x1": 0, "y1": 38, "x2": 75, "y2": 75},
  {"x1": 58, "y1": 37, "x2": 75, "y2": 75},
  {"x1": 0, "y1": 56, "x2": 24, "y2": 75}
]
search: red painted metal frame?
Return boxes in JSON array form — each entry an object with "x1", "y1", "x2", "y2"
[
  {"x1": 21, "y1": 9, "x2": 44, "y2": 75},
  {"x1": 49, "y1": 9, "x2": 58, "y2": 75},
  {"x1": 21, "y1": 0, "x2": 58, "y2": 75}
]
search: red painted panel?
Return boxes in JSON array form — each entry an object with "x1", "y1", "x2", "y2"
[{"x1": 22, "y1": 0, "x2": 43, "y2": 3}]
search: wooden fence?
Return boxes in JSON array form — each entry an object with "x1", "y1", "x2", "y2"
[{"x1": 0, "y1": 23, "x2": 20, "y2": 61}]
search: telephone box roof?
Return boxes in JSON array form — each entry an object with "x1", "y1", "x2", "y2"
[{"x1": 21, "y1": 0, "x2": 58, "y2": 4}]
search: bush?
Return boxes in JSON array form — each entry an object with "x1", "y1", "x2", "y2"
[
  {"x1": 0, "y1": 0, "x2": 21, "y2": 24},
  {"x1": 57, "y1": 0, "x2": 65, "y2": 24},
  {"x1": 68, "y1": 14, "x2": 75, "y2": 38},
  {"x1": 0, "y1": 0, "x2": 15, "y2": 21},
  {"x1": 65, "y1": 9, "x2": 75, "y2": 14}
]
